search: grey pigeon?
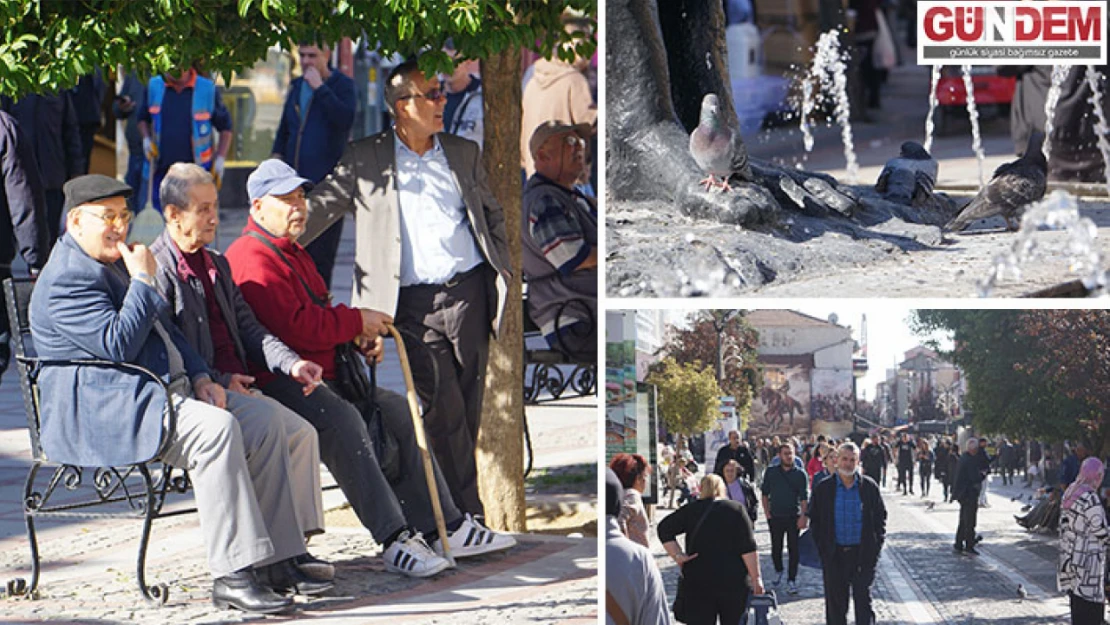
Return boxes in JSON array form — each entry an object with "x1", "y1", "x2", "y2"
[
  {"x1": 945, "y1": 131, "x2": 1047, "y2": 232},
  {"x1": 689, "y1": 93, "x2": 752, "y2": 192},
  {"x1": 875, "y1": 141, "x2": 938, "y2": 206},
  {"x1": 1016, "y1": 584, "x2": 1027, "y2": 601},
  {"x1": 926, "y1": 500, "x2": 936, "y2": 510}
]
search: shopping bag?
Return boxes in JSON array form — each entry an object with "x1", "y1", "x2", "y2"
[{"x1": 874, "y1": 9, "x2": 898, "y2": 70}]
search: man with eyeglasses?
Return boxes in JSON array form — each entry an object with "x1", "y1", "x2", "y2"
[
  {"x1": 29, "y1": 174, "x2": 316, "y2": 614},
  {"x1": 302, "y1": 56, "x2": 511, "y2": 529},
  {"x1": 521, "y1": 121, "x2": 596, "y2": 359}
]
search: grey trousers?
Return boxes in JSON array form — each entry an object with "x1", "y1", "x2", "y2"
[
  {"x1": 395, "y1": 266, "x2": 493, "y2": 517},
  {"x1": 263, "y1": 375, "x2": 462, "y2": 541},
  {"x1": 160, "y1": 394, "x2": 304, "y2": 578},
  {"x1": 227, "y1": 390, "x2": 325, "y2": 537}
]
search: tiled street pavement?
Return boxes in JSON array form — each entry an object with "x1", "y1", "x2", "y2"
[
  {"x1": 0, "y1": 211, "x2": 598, "y2": 624},
  {"x1": 654, "y1": 473, "x2": 1070, "y2": 624}
]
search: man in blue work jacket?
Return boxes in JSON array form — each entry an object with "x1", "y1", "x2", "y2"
[{"x1": 138, "y1": 67, "x2": 232, "y2": 211}]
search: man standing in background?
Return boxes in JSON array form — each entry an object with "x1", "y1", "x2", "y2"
[{"x1": 271, "y1": 40, "x2": 356, "y2": 289}]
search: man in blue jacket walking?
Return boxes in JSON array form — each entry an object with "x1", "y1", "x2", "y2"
[{"x1": 271, "y1": 41, "x2": 356, "y2": 288}]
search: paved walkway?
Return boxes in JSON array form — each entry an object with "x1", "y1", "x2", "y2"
[
  {"x1": 0, "y1": 210, "x2": 598, "y2": 623},
  {"x1": 651, "y1": 472, "x2": 1069, "y2": 624}
]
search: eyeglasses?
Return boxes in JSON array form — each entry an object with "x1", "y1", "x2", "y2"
[
  {"x1": 80, "y1": 207, "x2": 133, "y2": 228},
  {"x1": 399, "y1": 88, "x2": 445, "y2": 102}
]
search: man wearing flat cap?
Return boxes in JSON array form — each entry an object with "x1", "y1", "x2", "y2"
[
  {"x1": 30, "y1": 174, "x2": 322, "y2": 614},
  {"x1": 522, "y1": 121, "x2": 597, "y2": 360},
  {"x1": 300, "y1": 55, "x2": 511, "y2": 525}
]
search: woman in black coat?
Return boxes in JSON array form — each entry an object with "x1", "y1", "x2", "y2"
[{"x1": 659, "y1": 474, "x2": 765, "y2": 625}]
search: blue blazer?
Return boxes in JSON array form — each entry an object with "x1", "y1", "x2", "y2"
[{"x1": 29, "y1": 234, "x2": 211, "y2": 467}]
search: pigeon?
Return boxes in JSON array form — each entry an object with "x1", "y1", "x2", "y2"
[
  {"x1": 926, "y1": 501, "x2": 936, "y2": 510},
  {"x1": 1017, "y1": 584, "x2": 1028, "y2": 601},
  {"x1": 1010, "y1": 495, "x2": 1022, "y2": 502},
  {"x1": 875, "y1": 141, "x2": 938, "y2": 206},
  {"x1": 945, "y1": 131, "x2": 1047, "y2": 232},
  {"x1": 689, "y1": 93, "x2": 752, "y2": 192}
]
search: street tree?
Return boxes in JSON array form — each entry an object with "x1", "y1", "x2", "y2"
[
  {"x1": 0, "y1": 0, "x2": 596, "y2": 533},
  {"x1": 660, "y1": 310, "x2": 760, "y2": 431},
  {"x1": 911, "y1": 309, "x2": 1086, "y2": 445},
  {"x1": 646, "y1": 357, "x2": 722, "y2": 457},
  {"x1": 1015, "y1": 310, "x2": 1110, "y2": 456}
]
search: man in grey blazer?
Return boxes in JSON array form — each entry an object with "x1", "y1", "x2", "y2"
[
  {"x1": 30, "y1": 175, "x2": 320, "y2": 614},
  {"x1": 303, "y1": 57, "x2": 511, "y2": 521}
]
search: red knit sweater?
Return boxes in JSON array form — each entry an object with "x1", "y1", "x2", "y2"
[{"x1": 224, "y1": 217, "x2": 363, "y2": 385}]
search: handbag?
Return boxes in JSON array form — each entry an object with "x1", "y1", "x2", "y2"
[
  {"x1": 673, "y1": 500, "x2": 717, "y2": 623},
  {"x1": 873, "y1": 9, "x2": 898, "y2": 70},
  {"x1": 748, "y1": 590, "x2": 784, "y2": 625},
  {"x1": 245, "y1": 231, "x2": 402, "y2": 481}
]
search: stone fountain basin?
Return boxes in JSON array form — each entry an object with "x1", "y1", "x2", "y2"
[{"x1": 605, "y1": 192, "x2": 1110, "y2": 298}]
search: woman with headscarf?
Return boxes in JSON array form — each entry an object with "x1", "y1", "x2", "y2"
[
  {"x1": 658, "y1": 474, "x2": 764, "y2": 625},
  {"x1": 1058, "y1": 457, "x2": 1109, "y2": 624},
  {"x1": 610, "y1": 453, "x2": 653, "y2": 548}
]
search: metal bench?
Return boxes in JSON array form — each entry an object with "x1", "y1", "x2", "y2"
[
  {"x1": 522, "y1": 295, "x2": 596, "y2": 404},
  {"x1": 3, "y1": 277, "x2": 192, "y2": 605}
]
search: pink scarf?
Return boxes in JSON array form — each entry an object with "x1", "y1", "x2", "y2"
[{"x1": 1063, "y1": 456, "x2": 1105, "y2": 511}]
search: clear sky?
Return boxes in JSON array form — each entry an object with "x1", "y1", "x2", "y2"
[{"x1": 665, "y1": 306, "x2": 953, "y2": 401}]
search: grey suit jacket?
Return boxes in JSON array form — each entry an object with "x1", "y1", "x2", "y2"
[{"x1": 303, "y1": 129, "x2": 511, "y2": 335}]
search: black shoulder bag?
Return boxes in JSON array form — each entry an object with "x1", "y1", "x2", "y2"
[
  {"x1": 673, "y1": 500, "x2": 717, "y2": 623},
  {"x1": 246, "y1": 231, "x2": 401, "y2": 482}
]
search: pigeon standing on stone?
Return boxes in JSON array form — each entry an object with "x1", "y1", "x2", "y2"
[
  {"x1": 875, "y1": 141, "x2": 938, "y2": 206},
  {"x1": 689, "y1": 93, "x2": 752, "y2": 192},
  {"x1": 944, "y1": 131, "x2": 1047, "y2": 232}
]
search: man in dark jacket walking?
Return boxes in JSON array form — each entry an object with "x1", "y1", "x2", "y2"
[
  {"x1": 0, "y1": 110, "x2": 49, "y2": 376},
  {"x1": 896, "y1": 432, "x2": 916, "y2": 495},
  {"x1": 714, "y1": 429, "x2": 756, "y2": 481},
  {"x1": 860, "y1": 438, "x2": 886, "y2": 485},
  {"x1": 810, "y1": 442, "x2": 886, "y2": 625},
  {"x1": 953, "y1": 439, "x2": 985, "y2": 555},
  {"x1": 271, "y1": 40, "x2": 356, "y2": 289}
]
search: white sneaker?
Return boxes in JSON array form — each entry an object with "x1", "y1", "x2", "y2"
[
  {"x1": 383, "y1": 530, "x2": 452, "y2": 578},
  {"x1": 435, "y1": 513, "x2": 517, "y2": 558}
]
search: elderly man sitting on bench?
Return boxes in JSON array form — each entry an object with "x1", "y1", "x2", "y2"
[{"x1": 29, "y1": 175, "x2": 323, "y2": 615}]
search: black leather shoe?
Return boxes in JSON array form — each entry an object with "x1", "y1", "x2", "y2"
[
  {"x1": 295, "y1": 552, "x2": 335, "y2": 581},
  {"x1": 212, "y1": 569, "x2": 294, "y2": 614},
  {"x1": 257, "y1": 558, "x2": 334, "y2": 596}
]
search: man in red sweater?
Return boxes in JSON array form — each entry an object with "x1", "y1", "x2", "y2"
[{"x1": 225, "y1": 160, "x2": 514, "y2": 578}]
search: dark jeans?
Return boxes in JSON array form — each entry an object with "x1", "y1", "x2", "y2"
[
  {"x1": 395, "y1": 265, "x2": 494, "y2": 517},
  {"x1": 685, "y1": 588, "x2": 749, "y2": 625},
  {"x1": 262, "y1": 374, "x2": 461, "y2": 541},
  {"x1": 863, "y1": 468, "x2": 881, "y2": 486},
  {"x1": 956, "y1": 494, "x2": 979, "y2": 549},
  {"x1": 305, "y1": 219, "x2": 343, "y2": 289},
  {"x1": 938, "y1": 475, "x2": 950, "y2": 501},
  {"x1": 768, "y1": 515, "x2": 800, "y2": 581},
  {"x1": 1002, "y1": 465, "x2": 1015, "y2": 485},
  {"x1": 124, "y1": 151, "x2": 148, "y2": 211},
  {"x1": 1070, "y1": 591, "x2": 1104, "y2": 625},
  {"x1": 898, "y1": 464, "x2": 914, "y2": 494},
  {"x1": 822, "y1": 545, "x2": 877, "y2": 625},
  {"x1": 919, "y1": 467, "x2": 932, "y2": 495}
]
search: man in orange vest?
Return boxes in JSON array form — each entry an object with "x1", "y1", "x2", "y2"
[{"x1": 138, "y1": 67, "x2": 232, "y2": 211}]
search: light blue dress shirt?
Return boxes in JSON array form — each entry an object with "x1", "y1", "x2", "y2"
[{"x1": 394, "y1": 134, "x2": 484, "y2": 287}]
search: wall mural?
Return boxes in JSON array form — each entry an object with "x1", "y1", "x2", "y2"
[
  {"x1": 749, "y1": 365, "x2": 810, "y2": 438},
  {"x1": 810, "y1": 368, "x2": 855, "y2": 439}
]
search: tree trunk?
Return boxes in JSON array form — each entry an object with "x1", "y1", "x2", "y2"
[{"x1": 476, "y1": 46, "x2": 527, "y2": 532}]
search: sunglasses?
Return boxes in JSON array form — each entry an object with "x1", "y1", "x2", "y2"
[
  {"x1": 80, "y1": 207, "x2": 133, "y2": 228},
  {"x1": 399, "y1": 88, "x2": 445, "y2": 102}
]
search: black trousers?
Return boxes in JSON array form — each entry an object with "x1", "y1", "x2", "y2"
[
  {"x1": 685, "y1": 588, "x2": 749, "y2": 625},
  {"x1": 45, "y1": 188, "x2": 64, "y2": 245},
  {"x1": 956, "y1": 494, "x2": 979, "y2": 549},
  {"x1": 395, "y1": 265, "x2": 494, "y2": 517},
  {"x1": 919, "y1": 466, "x2": 932, "y2": 495},
  {"x1": 304, "y1": 219, "x2": 343, "y2": 289},
  {"x1": 768, "y1": 515, "x2": 800, "y2": 580},
  {"x1": 1002, "y1": 465, "x2": 1015, "y2": 485},
  {"x1": 898, "y1": 464, "x2": 914, "y2": 493},
  {"x1": 1070, "y1": 591, "x2": 1105, "y2": 625},
  {"x1": 263, "y1": 374, "x2": 462, "y2": 540},
  {"x1": 822, "y1": 545, "x2": 877, "y2": 625},
  {"x1": 863, "y1": 467, "x2": 881, "y2": 486}
]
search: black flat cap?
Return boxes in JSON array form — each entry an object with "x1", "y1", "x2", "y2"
[{"x1": 63, "y1": 174, "x2": 133, "y2": 213}]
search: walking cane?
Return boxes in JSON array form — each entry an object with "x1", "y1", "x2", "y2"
[{"x1": 386, "y1": 323, "x2": 454, "y2": 566}]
